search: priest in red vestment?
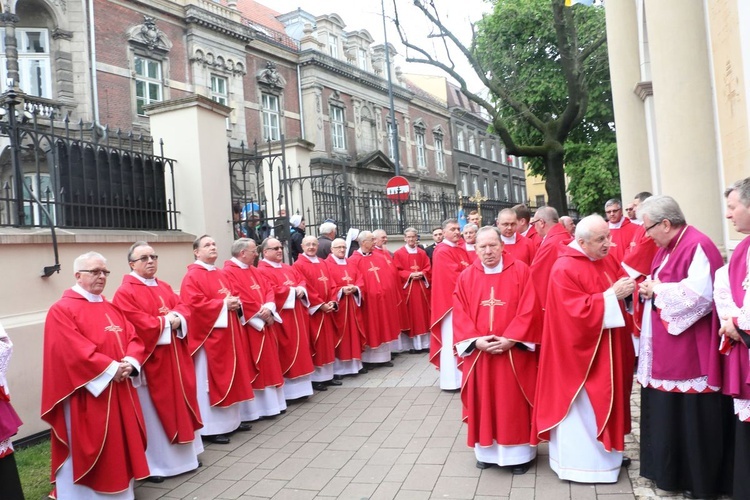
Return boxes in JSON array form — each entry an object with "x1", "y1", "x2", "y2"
[
  {"x1": 349, "y1": 231, "x2": 399, "y2": 366},
  {"x1": 636, "y1": 196, "x2": 733, "y2": 498},
  {"x1": 372, "y1": 229, "x2": 406, "y2": 351},
  {"x1": 325, "y1": 238, "x2": 367, "y2": 376},
  {"x1": 605, "y1": 199, "x2": 642, "y2": 264},
  {"x1": 42, "y1": 251, "x2": 149, "y2": 498},
  {"x1": 454, "y1": 227, "x2": 542, "y2": 474},
  {"x1": 256, "y1": 238, "x2": 315, "y2": 400},
  {"x1": 529, "y1": 206, "x2": 573, "y2": 308},
  {"x1": 112, "y1": 242, "x2": 202, "y2": 483},
  {"x1": 496, "y1": 208, "x2": 536, "y2": 265},
  {"x1": 223, "y1": 238, "x2": 287, "y2": 421},
  {"x1": 715, "y1": 178, "x2": 750, "y2": 499},
  {"x1": 180, "y1": 235, "x2": 256, "y2": 445},
  {"x1": 393, "y1": 228, "x2": 432, "y2": 352},
  {"x1": 459, "y1": 223, "x2": 478, "y2": 263},
  {"x1": 533, "y1": 216, "x2": 635, "y2": 483},
  {"x1": 430, "y1": 219, "x2": 471, "y2": 390},
  {"x1": 513, "y1": 204, "x2": 542, "y2": 250},
  {"x1": 293, "y1": 236, "x2": 342, "y2": 391}
]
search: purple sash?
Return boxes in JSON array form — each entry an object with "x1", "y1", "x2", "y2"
[{"x1": 0, "y1": 399, "x2": 22, "y2": 442}]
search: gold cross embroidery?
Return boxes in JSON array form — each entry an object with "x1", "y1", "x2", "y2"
[
  {"x1": 410, "y1": 261, "x2": 420, "y2": 272},
  {"x1": 217, "y1": 279, "x2": 232, "y2": 298},
  {"x1": 461, "y1": 260, "x2": 470, "y2": 268},
  {"x1": 368, "y1": 262, "x2": 381, "y2": 284},
  {"x1": 250, "y1": 278, "x2": 261, "y2": 291},
  {"x1": 104, "y1": 313, "x2": 123, "y2": 334},
  {"x1": 318, "y1": 270, "x2": 329, "y2": 292},
  {"x1": 282, "y1": 273, "x2": 295, "y2": 287},
  {"x1": 341, "y1": 270, "x2": 354, "y2": 284},
  {"x1": 158, "y1": 296, "x2": 170, "y2": 315},
  {"x1": 480, "y1": 287, "x2": 505, "y2": 331}
]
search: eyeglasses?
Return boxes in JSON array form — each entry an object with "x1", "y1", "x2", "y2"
[
  {"x1": 266, "y1": 246, "x2": 283, "y2": 251},
  {"x1": 529, "y1": 219, "x2": 540, "y2": 225},
  {"x1": 130, "y1": 254, "x2": 158, "y2": 263},
  {"x1": 79, "y1": 269, "x2": 111, "y2": 277},
  {"x1": 645, "y1": 220, "x2": 662, "y2": 232},
  {"x1": 605, "y1": 208, "x2": 622, "y2": 214}
]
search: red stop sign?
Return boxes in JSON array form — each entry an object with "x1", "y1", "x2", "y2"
[{"x1": 386, "y1": 176, "x2": 410, "y2": 203}]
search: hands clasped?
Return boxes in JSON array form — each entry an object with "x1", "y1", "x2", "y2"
[{"x1": 476, "y1": 335, "x2": 516, "y2": 355}]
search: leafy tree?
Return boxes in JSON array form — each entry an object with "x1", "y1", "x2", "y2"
[{"x1": 393, "y1": 0, "x2": 616, "y2": 213}]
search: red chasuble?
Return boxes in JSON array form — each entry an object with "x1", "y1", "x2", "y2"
[
  {"x1": 41, "y1": 290, "x2": 149, "y2": 493},
  {"x1": 393, "y1": 246, "x2": 432, "y2": 336},
  {"x1": 453, "y1": 256, "x2": 542, "y2": 447},
  {"x1": 523, "y1": 225, "x2": 542, "y2": 250},
  {"x1": 372, "y1": 246, "x2": 407, "y2": 336},
  {"x1": 293, "y1": 256, "x2": 339, "y2": 367},
  {"x1": 348, "y1": 251, "x2": 400, "y2": 349},
  {"x1": 533, "y1": 246, "x2": 630, "y2": 452},
  {"x1": 180, "y1": 264, "x2": 256, "y2": 407},
  {"x1": 325, "y1": 256, "x2": 367, "y2": 361},
  {"x1": 503, "y1": 236, "x2": 536, "y2": 266},
  {"x1": 530, "y1": 223, "x2": 574, "y2": 307},
  {"x1": 222, "y1": 260, "x2": 285, "y2": 390},
  {"x1": 609, "y1": 217, "x2": 642, "y2": 264},
  {"x1": 112, "y1": 276, "x2": 202, "y2": 443},
  {"x1": 429, "y1": 243, "x2": 471, "y2": 367},
  {"x1": 256, "y1": 260, "x2": 315, "y2": 379}
]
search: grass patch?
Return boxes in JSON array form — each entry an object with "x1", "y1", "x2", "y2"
[{"x1": 14, "y1": 439, "x2": 51, "y2": 500}]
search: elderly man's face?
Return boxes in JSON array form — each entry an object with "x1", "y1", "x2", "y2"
[
  {"x1": 331, "y1": 241, "x2": 347, "y2": 259},
  {"x1": 263, "y1": 239, "x2": 284, "y2": 263},
  {"x1": 726, "y1": 190, "x2": 750, "y2": 234},
  {"x1": 194, "y1": 237, "x2": 218, "y2": 265},
  {"x1": 76, "y1": 256, "x2": 110, "y2": 295},
  {"x1": 496, "y1": 213, "x2": 518, "y2": 238},
  {"x1": 237, "y1": 242, "x2": 258, "y2": 266},
  {"x1": 130, "y1": 245, "x2": 159, "y2": 279},
  {"x1": 374, "y1": 232, "x2": 387, "y2": 247},
  {"x1": 579, "y1": 222, "x2": 612, "y2": 260},
  {"x1": 302, "y1": 239, "x2": 318, "y2": 257},
  {"x1": 443, "y1": 223, "x2": 461, "y2": 244},
  {"x1": 432, "y1": 229, "x2": 444, "y2": 243},
  {"x1": 463, "y1": 227, "x2": 477, "y2": 244},
  {"x1": 360, "y1": 236, "x2": 374, "y2": 253},
  {"x1": 405, "y1": 232, "x2": 418, "y2": 248},
  {"x1": 605, "y1": 204, "x2": 622, "y2": 224},
  {"x1": 476, "y1": 230, "x2": 504, "y2": 268}
]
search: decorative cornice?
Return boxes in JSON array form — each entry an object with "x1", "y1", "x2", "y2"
[
  {"x1": 128, "y1": 16, "x2": 173, "y2": 53},
  {"x1": 634, "y1": 81, "x2": 653, "y2": 101},
  {"x1": 184, "y1": 5, "x2": 255, "y2": 43},
  {"x1": 256, "y1": 61, "x2": 287, "y2": 89},
  {"x1": 298, "y1": 49, "x2": 413, "y2": 101},
  {"x1": 190, "y1": 48, "x2": 246, "y2": 76}
]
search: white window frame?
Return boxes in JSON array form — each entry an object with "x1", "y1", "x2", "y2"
[
  {"x1": 479, "y1": 141, "x2": 486, "y2": 159},
  {"x1": 328, "y1": 34, "x2": 339, "y2": 58},
  {"x1": 435, "y1": 136, "x2": 445, "y2": 172},
  {"x1": 469, "y1": 135, "x2": 476, "y2": 155},
  {"x1": 1, "y1": 28, "x2": 52, "y2": 98},
  {"x1": 456, "y1": 131, "x2": 465, "y2": 151},
  {"x1": 134, "y1": 56, "x2": 163, "y2": 116},
  {"x1": 461, "y1": 173, "x2": 469, "y2": 194},
  {"x1": 262, "y1": 93, "x2": 281, "y2": 141},
  {"x1": 415, "y1": 130, "x2": 426, "y2": 168},
  {"x1": 387, "y1": 122, "x2": 396, "y2": 160},
  {"x1": 331, "y1": 105, "x2": 346, "y2": 150},
  {"x1": 210, "y1": 74, "x2": 228, "y2": 105},
  {"x1": 482, "y1": 178, "x2": 489, "y2": 196},
  {"x1": 490, "y1": 145, "x2": 497, "y2": 162},
  {"x1": 358, "y1": 48, "x2": 368, "y2": 70},
  {"x1": 493, "y1": 180, "x2": 500, "y2": 199}
]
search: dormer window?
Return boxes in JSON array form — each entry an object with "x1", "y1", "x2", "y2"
[{"x1": 328, "y1": 34, "x2": 339, "y2": 58}]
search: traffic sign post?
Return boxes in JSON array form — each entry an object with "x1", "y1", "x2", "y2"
[{"x1": 386, "y1": 176, "x2": 410, "y2": 232}]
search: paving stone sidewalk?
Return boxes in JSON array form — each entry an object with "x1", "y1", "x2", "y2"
[{"x1": 134, "y1": 352, "x2": 650, "y2": 500}]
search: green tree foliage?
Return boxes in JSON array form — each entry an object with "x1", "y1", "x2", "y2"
[{"x1": 393, "y1": 0, "x2": 617, "y2": 213}]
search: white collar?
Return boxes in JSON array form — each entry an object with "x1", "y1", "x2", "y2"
[
  {"x1": 482, "y1": 258, "x2": 504, "y2": 274},
  {"x1": 521, "y1": 227, "x2": 530, "y2": 237},
  {"x1": 331, "y1": 255, "x2": 347, "y2": 265},
  {"x1": 501, "y1": 233, "x2": 517, "y2": 244},
  {"x1": 72, "y1": 284, "x2": 104, "y2": 302},
  {"x1": 404, "y1": 245, "x2": 418, "y2": 254},
  {"x1": 194, "y1": 259, "x2": 216, "y2": 271},
  {"x1": 130, "y1": 271, "x2": 158, "y2": 287},
  {"x1": 465, "y1": 243, "x2": 475, "y2": 251},
  {"x1": 608, "y1": 218, "x2": 624, "y2": 229},
  {"x1": 568, "y1": 239, "x2": 596, "y2": 261},
  {"x1": 262, "y1": 258, "x2": 283, "y2": 268},
  {"x1": 302, "y1": 254, "x2": 320, "y2": 263},
  {"x1": 443, "y1": 240, "x2": 457, "y2": 248},
  {"x1": 230, "y1": 257, "x2": 249, "y2": 269}
]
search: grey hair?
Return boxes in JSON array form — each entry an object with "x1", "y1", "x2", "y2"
[
  {"x1": 127, "y1": 241, "x2": 149, "y2": 262},
  {"x1": 535, "y1": 206, "x2": 559, "y2": 224},
  {"x1": 357, "y1": 231, "x2": 374, "y2": 244},
  {"x1": 604, "y1": 198, "x2": 621, "y2": 209},
  {"x1": 463, "y1": 223, "x2": 478, "y2": 232},
  {"x1": 441, "y1": 218, "x2": 458, "y2": 229},
  {"x1": 636, "y1": 195, "x2": 686, "y2": 227},
  {"x1": 331, "y1": 238, "x2": 346, "y2": 247},
  {"x1": 725, "y1": 178, "x2": 750, "y2": 207},
  {"x1": 319, "y1": 222, "x2": 337, "y2": 235},
  {"x1": 477, "y1": 225, "x2": 503, "y2": 241},
  {"x1": 231, "y1": 238, "x2": 254, "y2": 257},
  {"x1": 74, "y1": 251, "x2": 106, "y2": 272},
  {"x1": 372, "y1": 229, "x2": 387, "y2": 238},
  {"x1": 575, "y1": 214, "x2": 606, "y2": 241},
  {"x1": 404, "y1": 227, "x2": 418, "y2": 236},
  {"x1": 260, "y1": 238, "x2": 280, "y2": 253}
]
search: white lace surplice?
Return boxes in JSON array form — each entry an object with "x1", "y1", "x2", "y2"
[
  {"x1": 0, "y1": 332, "x2": 14, "y2": 456},
  {"x1": 637, "y1": 244, "x2": 720, "y2": 393},
  {"x1": 714, "y1": 264, "x2": 750, "y2": 421}
]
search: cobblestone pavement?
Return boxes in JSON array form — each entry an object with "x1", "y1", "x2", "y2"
[{"x1": 134, "y1": 352, "x2": 646, "y2": 500}]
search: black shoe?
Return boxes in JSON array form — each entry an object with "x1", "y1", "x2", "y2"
[
  {"x1": 382, "y1": 361, "x2": 394, "y2": 367},
  {"x1": 312, "y1": 382, "x2": 328, "y2": 391},
  {"x1": 358, "y1": 367, "x2": 369, "y2": 374},
  {"x1": 622, "y1": 457, "x2": 631, "y2": 468},
  {"x1": 236, "y1": 421, "x2": 252, "y2": 432},
  {"x1": 392, "y1": 352, "x2": 401, "y2": 357},
  {"x1": 511, "y1": 462, "x2": 531, "y2": 475},
  {"x1": 146, "y1": 476, "x2": 165, "y2": 483},
  {"x1": 327, "y1": 379, "x2": 343, "y2": 386},
  {"x1": 333, "y1": 374, "x2": 344, "y2": 380},
  {"x1": 198, "y1": 461, "x2": 203, "y2": 467},
  {"x1": 476, "y1": 461, "x2": 493, "y2": 470},
  {"x1": 409, "y1": 349, "x2": 417, "y2": 354},
  {"x1": 203, "y1": 434, "x2": 230, "y2": 444}
]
